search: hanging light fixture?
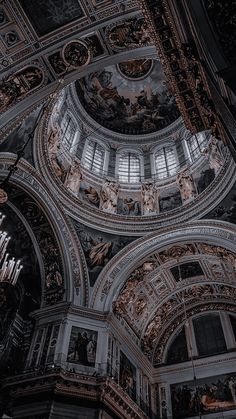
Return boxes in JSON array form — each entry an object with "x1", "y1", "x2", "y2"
[{"x1": 0, "y1": 212, "x2": 23, "y2": 285}]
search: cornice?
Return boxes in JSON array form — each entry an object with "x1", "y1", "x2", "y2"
[{"x1": 34, "y1": 110, "x2": 236, "y2": 235}]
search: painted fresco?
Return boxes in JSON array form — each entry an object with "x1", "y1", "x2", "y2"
[
  {"x1": 171, "y1": 372, "x2": 236, "y2": 418},
  {"x1": 74, "y1": 221, "x2": 136, "y2": 286},
  {"x1": 117, "y1": 196, "x2": 141, "y2": 216},
  {"x1": 120, "y1": 351, "x2": 136, "y2": 401},
  {"x1": 159, "y1": 187, "x2": 182, "y2": 212},
  {"x1": 67, "y1": 326, "x2": 98, "y2": 367},
  {"x1": 107, "y1": 17, "x2": 151, "y2": 50},
  {"x1": 76, "y1": 59, "x2": 180, "y2": 135},
  {"x1": 19, "y1": 0, "x2": 84, "y2": 36}
]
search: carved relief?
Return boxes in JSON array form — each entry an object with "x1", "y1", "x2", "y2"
[
  {"x1": 200, "y1": 243, "x2": 236, "y2": 269},
  {"x1": 159, "y1": 244, "x2": 196, "y2": 263}
]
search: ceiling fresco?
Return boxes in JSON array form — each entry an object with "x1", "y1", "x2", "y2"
[
  {"x1": 18, "y1": 0, "x2": 84, "y2": 37},
  {"x1": 75, "y1": 59, "x2": 180, "y2": 135}
]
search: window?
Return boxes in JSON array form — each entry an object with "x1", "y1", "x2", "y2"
[
  {"x1": 186, "y1": 132, "x2": 208, "y2": 161},
  {"x1": 193, "y1": 313, "x2": 227, "y2": 357},
  {"x1": 155, "y1": 146, "x2": 177, "y2": 179},
  {"x1": 118, "y1": 152, "x2": 140, "y2": 183},
  {"x1": 82, "y1": 139, "x2": 105, "y2": 174},
  {"x1": 61, "y1": 114, "x2": 77, "y2": 152},
  {"x1": 166, "y1": 327, "x2": 189, "y2": 365}
]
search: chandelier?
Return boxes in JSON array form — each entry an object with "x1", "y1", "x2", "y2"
[{"x1": 0, "y1": 212, "x2": 23, "y2": 286}]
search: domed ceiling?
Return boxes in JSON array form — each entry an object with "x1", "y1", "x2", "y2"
[{"x1": 75, "y1": 59, "x2": 180, "y2": 135}]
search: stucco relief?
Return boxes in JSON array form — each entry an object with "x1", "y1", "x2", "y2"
[{"x1": 0, "y1": 157, "x2": 89, "y2": 306}]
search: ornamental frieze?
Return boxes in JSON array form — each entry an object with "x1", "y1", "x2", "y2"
[{"x1": 137, "y1": 0, "x2": 225, "y2": 141}]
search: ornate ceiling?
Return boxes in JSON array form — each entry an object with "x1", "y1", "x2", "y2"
[
  {"x1": 75, "y1": 58, "x2": 180, "y2": 135},
  {"x1": 1, "y1": 3, "x2": 236, "y2": 418}
]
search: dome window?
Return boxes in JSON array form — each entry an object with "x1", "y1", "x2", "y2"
[
  {"x1": 155, "y1": 146, "x2": 177, "y2": 179},
  {"x1": 61, "y1": 114, "x2": 77, "y2": 152},
  {"x1": 186, "y1": 132, "x2": 208, "y2": 162},
  {"x1": 118, "y1": 152, "x2": 141, "y2": 183},
  {"x1": 82, "y1": 139, "x2": 105, "y2": 174}
]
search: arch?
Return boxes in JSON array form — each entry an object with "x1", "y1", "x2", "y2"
[
  {"x1": 91, "y1": 220, "x2": 236, "y2": 311},
  {"x1": 0, "y1": 153, "x2": 89, "y2": 307}
]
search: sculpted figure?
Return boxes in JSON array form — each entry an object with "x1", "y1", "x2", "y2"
[
  {"x1": 141, "y1": 182, "x2": 158, "y2": 214},
  {"x1": 202, "y1": 137, "x2": 224, "y2": 173},
  {"x1": 48, "y1": 123, "x2": 65, "y2": 179},
  {"x1": 64, "y1": 157, "x2": 82, "y2": 195},
  {"x1": 84, "y1": 186, "x2": 100, "y2": 206},
  {"x1": 177, "y1": 169, "x2": 196, "y2": 202},
  {"x1": 101, "y1": 180, "x2": 119, "y2": 213},
  {"x1": 48, "y1": 123, "x2": 61, "y2": 160}
]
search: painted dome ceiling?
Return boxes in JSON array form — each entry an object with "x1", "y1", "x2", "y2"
[{"x1": 75, "y1": 59, "x2": 180, "y2": 135}]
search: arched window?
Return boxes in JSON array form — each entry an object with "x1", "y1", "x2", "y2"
[
  {"x1": 82, "y1": 139, "x2": 105, "y2": 174},
  {"x1": 166, "y1": 327, "x2": 189, "y2": 365},
  {"x1": 61, "y1": 114, "x2": 77, "y2": 152},
  {"x1": 193, "y1": 313, "x2": 226, "y2": 356},
  {"x1": 155, "y1": 146, "x2": 177, "y2": 179},
  {"x1": 118, "y1": 152, "x2": 141, "y2": 183},
  {"x1": 186, "y1": 132, "x2": 208, "y2": 162}
]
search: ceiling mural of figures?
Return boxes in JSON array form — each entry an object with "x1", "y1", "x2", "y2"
[
  {"x1": 75, "y1": 59, "x2": 180, "y2": 135},
  {"x1": 106, "y1": 17, "x2": 151, "y2": 51}
]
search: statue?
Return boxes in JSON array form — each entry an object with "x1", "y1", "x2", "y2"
[
  {"x1": 177, "y1": 169, "x2": 196, "y2": 202},
  {"x1": 84, "y1": 186, "x2": 100, "y2": 207},
  {"x1": 48, "y1": 123, "x2": 61, "y2": 160},
  {"x1": 64, "y1": 157, "x2": 82, "y2": 195},
  {"x1": 141, "y1": 182, "x2": 158, "y2": 214},
  {"x1": 48, "y1": 123, "x2": 64, "y2": 179},
  {"x1": 100, "y1": 180, "x2": 119, "y2": 213},
  {"x1": 202, "y1": 137, "x2": 224, "y2": 173}
]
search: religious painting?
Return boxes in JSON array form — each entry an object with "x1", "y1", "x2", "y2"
[
  {"x1": 67, "y1": 326, "x2": 98, "y2": 367},
  {"x1": 76, "y1": 60, "x2": 180, "y2": 135},
  {"x1": 120, "y1": 351, "x2": 136, "y2": 402},
  {"x1": 86, "y1": 34, "x2": 104, "y2": 58},
  {"x1": 159, "y1": 187, "x2": 182, "y2": 213},
  {"x1": 74, "y1": 221, "x2": 136, "y2": 286},
  {"x1": 106, "y1": 17, "x2": 151, "y2": 50},
  {"x1": 171, "y1": 372, "x2": 236, "y2": 418},
  {"x1": 117, "y1": 196, "x2": 141, "y2": 216},
  {"x1": 170, "y1": 261, "x2": 204, "y2": 281},
  {"x1": 0, "y1": 65, "x2": 45, "y2": 113},
  {"x1": 19, "y1": 0, "x2": 84, "y2": 37}
]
